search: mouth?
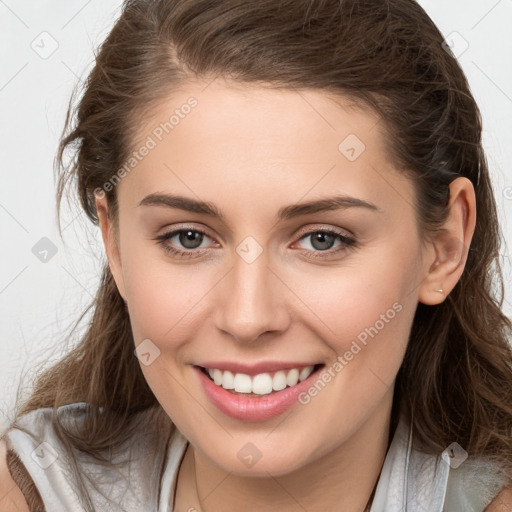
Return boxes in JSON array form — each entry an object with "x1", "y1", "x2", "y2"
[{"x1": 196, "y1": 363, "x2": 325, "y2": 397}]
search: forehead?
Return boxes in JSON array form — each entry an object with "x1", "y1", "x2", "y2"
[
  {"x1": 131, "y1": 79, "x2": 380, "y2": 158},
  {"x1": 118, "y1": 79, "x2": 413, "y2": 221}
]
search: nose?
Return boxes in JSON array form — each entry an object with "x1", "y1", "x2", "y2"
[{"x1": 213, "y1": 248, "x2": 291, "y2": 344}]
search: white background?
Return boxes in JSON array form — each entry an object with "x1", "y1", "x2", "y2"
[{"x1": 1, "y1": 1, "x2": 511, "y2": 429}]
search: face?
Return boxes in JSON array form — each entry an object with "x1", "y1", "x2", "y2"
[{"x1": 97, "y1": 79, "x2": 432, "y2": 477}]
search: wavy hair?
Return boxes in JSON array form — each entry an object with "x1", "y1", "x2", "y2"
[{"x1": 5, "y1": 0, "x2": 512, "y2": 507}]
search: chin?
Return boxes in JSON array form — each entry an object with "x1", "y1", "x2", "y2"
[{"x1": 200, "y1": 436, "x2": 317, "y2": 478}]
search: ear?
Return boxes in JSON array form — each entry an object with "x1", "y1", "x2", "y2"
[
  {"x1": 94, "y1": 191, "x2": 127, "y2": 301},
  {"x1": 418, "y1": 177, "x2": 477, "y2": 305}
]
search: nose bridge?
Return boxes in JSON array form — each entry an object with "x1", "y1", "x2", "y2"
[{"x1": 214, "y1": 241, "x2": 288, "y2": 343}]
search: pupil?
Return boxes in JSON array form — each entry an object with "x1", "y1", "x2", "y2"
[
  {"x1": 311, "y1": 232, "x2": 334, "y2": 251},
  {"x1": 180, "y1": 230, "x2": 203, "y2": 249}
]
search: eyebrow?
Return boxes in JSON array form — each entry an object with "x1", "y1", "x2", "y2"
[{"x1": 138, "y1": 193, "x2": 381, "y2": 221}]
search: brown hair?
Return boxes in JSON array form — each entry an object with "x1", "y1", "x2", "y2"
[{"x1": 6, "y1": 0, "x2": 512, "y2": 506}]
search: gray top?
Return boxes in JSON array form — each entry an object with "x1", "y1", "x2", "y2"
[{"x1": 2, "y1": 403, "x2": 508, "y2": 511}]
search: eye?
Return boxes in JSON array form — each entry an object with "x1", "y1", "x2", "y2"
[
  {"x1": 293, "y1": 227, "x2": 356, "y2": 259},
  {"x1": 153, "y1": 227, "x2": 216, "y2": 258},
  {"x1": 152, "y1": 225, "x2": 356, "y2": 260}
]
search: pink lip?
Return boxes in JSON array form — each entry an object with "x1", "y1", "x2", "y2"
[
  {"x1": 194, "y1": 364, "x2": 323, "y2": 421},
  {"x1": 196, "y1": 361, "x2": 318, "y2": 376}
]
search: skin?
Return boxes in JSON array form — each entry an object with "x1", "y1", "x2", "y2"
[{"x1": 94, "y1": 78, "x2": 477, "y2": 512}]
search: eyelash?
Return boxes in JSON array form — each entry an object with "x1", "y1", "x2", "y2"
[{"x1": 153, "y1": 226, "x2": 356, "y2": 260}]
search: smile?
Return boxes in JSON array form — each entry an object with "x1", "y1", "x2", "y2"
[
  {"x1": 201, "y1": 365, "x2": 317, "y2": 395},
  {"x1": 194, "y1": 363, "x2": 325, "y2": 421}
]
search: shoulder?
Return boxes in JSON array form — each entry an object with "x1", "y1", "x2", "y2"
[
  {"x1": 0, "y1": 403, "x2": 91, "y2": 512},
  {"x1": 484, "y1": 486, "x2": 512, "y2": 511},
  {"x1": 0, "y1": 438, "x2": 30, "y2": 512},
  {"x1": 443, "y1": 452, "x2": 512, "y2": 512},
  {"x1": 0, "y1": 403, "x2": 176, "y2": 511}
]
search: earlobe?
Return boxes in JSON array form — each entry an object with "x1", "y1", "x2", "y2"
[
  {"x1": 94, "y1": 193, "x2": 127, "y2": 301},
  {"x1": 418, "y1": 177, "x2": 476, "y2": 306}
]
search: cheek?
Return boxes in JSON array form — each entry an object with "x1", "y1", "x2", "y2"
[
  {"x1": 287, "y1": 248, "x2": 412, "y2": 347},
  {"x1": 284, "y1": 264, "x2": 415, "y2": 460},
  {"x1": 120, "y1": 248, "x2": 214, "y2": 429},
  {"x1": 285, "y1": 244, "x2": 418, "y2": 406},
  {"x1": 292, "y1": 275, "x2": 410, "y2": 410},
  {"x1": 121, "y1": 245, "x2": 213, "y2": 343}
]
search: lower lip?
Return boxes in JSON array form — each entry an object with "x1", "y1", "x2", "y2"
[{"x1": 194, "y1": 365, "x2": 322, "y2": 421}]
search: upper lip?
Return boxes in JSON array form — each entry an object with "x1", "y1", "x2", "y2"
[{"x1": 195, "y1": 361, "x2": 323, "y2": 376}]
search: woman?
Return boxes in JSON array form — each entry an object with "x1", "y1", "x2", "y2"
[{"x1": 1, "y1": 0, "x2": 511, "y2": 510}]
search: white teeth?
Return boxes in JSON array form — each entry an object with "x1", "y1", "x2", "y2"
[
  {"x1": 272, "y1": 371, "x2": 287, "y2": 391},
  {"x1": 299, "y1": 365, "x2": 314, "y2": 382},
  {"x1": 233, "y1": 373, "x2": 252, "y2": 393},
  {"x1": 213, "y1": 369, "x2": 223, "y2": 386},
  {"x1": 286, "y1": 368, "x2": 299, "y2": 387},
  {"x1": 252, "y1": 373, "x2": 273, "y2": 395},
  {"x1": 205, "y1": 365, "x2": 317, "y2": 396},
  {"x1": 221, "y1": 371, "x2": 235, "y2": 390}
]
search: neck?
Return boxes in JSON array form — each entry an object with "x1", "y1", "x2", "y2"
[{"x1": 175, "y1": 395, "x2": 394, "y2": 512}]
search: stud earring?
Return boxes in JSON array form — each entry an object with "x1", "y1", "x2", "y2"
[{"x1": 435, "y1": 288, "x2": 444, "y2": 295}]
